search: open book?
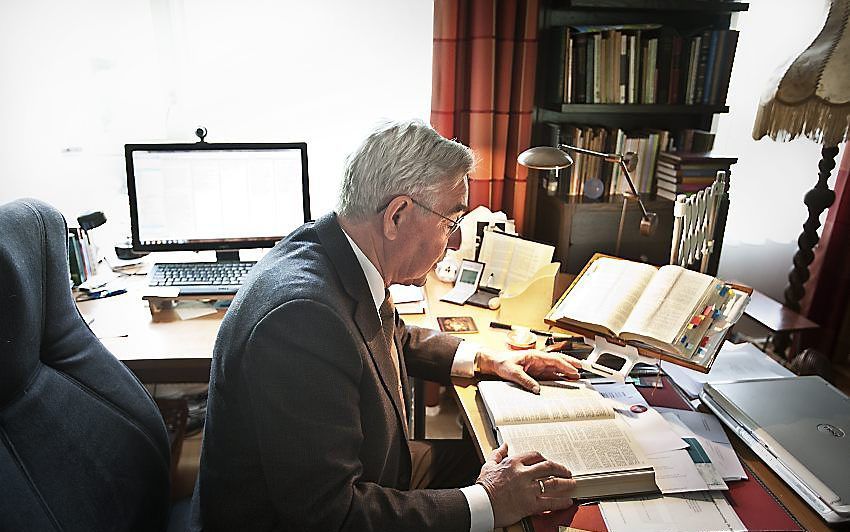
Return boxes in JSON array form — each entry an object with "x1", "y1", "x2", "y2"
[
  {"x1": 477, "y1": 230, "x2": 554, "y2": 292},
  {"x1": 478, "y1": 380, "x2": 657, "y2": 499},
  {"x1": 546, "y1": 254, "x2": 751, "y2": 372}
]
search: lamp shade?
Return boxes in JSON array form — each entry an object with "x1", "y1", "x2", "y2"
[
  {"x1": 516, "y1": 146, "x2": 574, "y2": 170},
  {"x1": 752, "y1": 0, "x2": 850, "y2": 146}
]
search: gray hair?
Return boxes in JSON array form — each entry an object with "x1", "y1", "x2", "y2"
[{"x1": 337, "y1": 119, "x2": 474, "y2": 219}]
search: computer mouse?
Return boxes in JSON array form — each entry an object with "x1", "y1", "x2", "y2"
[{"x1": 488, "y1": 297, "x2": 501, "y2": 310}]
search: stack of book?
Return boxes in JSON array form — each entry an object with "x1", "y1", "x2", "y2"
[
  {"x1": 550, "y1": 25, "x2": 739, "y2": 107},
  {"x1": 655, "y1": 152, "x2": 737, "y2": 201},
  {"x1": 68, "y1": 228, "x2": 95, "y2": 286}
]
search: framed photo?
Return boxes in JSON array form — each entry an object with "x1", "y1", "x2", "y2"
[{"x1": 436, "y1": 316, "x2": 478, "y2": 334}]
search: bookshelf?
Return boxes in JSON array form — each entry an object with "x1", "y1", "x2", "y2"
[{"x1": 526, "y1": 0, "x2": 747, "y2": 277}]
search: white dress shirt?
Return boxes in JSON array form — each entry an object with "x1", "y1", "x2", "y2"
[{"x1": 341, "y1": 230, "x2": 494, "y2": 532}]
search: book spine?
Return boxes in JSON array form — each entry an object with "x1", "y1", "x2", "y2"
[
  {"x1": 702, "y1": 30, "x2": 720, "y2": 105},
  {"x1": 593, "y1": 33, "x2": 602, "y2": 103},
  {"x1": 685, "y1": 36, "x2": 701, "y2": 105},
  {"x1": 564, "y1": 27, "x2": 573, "y2": 103},
  {"x1": 693, "y1": 30, "x2": 712, "y2": 105},
  {"x1": 668, "y1": 35, "x2": 683, "y2": 104},
  {"x1": 713, "y1": 30, "x2": 739, "y2": 106},
  {"x1": 586, "y1": 34, "x2": 595, "y2": 104},
  {"x1": 656, "y1": 33, "x2": 673, "y2": 104},
  {"x1": 574, "y1": 34, "x2": 587, "y2": 104},
  {"x1": 619, "y1": 32, "x2": 628, "y2": 104}
]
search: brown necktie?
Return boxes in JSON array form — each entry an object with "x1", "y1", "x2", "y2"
[{"x1": 379, "y1": 293, "x2": 407, "y2": 425}]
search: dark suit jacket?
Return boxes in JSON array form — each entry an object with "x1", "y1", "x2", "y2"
[{"x1": 191, "y1": 213, "x2": 472, "y2": 531}]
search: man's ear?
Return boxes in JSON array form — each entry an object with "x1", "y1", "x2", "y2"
[{"x1": 381, "y1": 196, "x2": 413, "y2": 241}]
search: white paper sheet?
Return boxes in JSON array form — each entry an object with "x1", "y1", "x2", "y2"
[
  {"x1": 662, "y1": 341, "x2": 794, "y2": 399},
  {"x1": 599, "y1": 491, "x2": 746, "y2": 532},
  {"x1": 658, "y1": 409, "x2": 747, "y2": 481},
  {"x1": 388, "y1": 284, "x2": 425, "y2": 304},
  {"x1": 593, "y1": 383, "x2": 687, "y2": 455}
]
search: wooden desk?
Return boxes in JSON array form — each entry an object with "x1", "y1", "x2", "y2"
[
  {"x1": 76, "y1": 274, "x2": 221, "y2": 383},
  {"x1": 414, "y1": 279, "x2": 837, "y2": 531}
]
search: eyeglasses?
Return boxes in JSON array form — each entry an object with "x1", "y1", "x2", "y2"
[
  {"x1": 377, "y1": 196, "x2": 466, "y2": 236},
  {"x1": 409, "y1": 198, "x2": 465, "y2": 235}
]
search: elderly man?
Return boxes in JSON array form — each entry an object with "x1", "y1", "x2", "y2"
[{"x1": 191, "y1": 120, "x2": 579, "y2": 531}]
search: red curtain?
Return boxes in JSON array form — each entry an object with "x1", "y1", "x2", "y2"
[
  {"x1": 431, "y1": 0, "x2": 538, "y2": 233},
  {"x1": 802, "y1": 146, "x2": 850, "y2": 361}
]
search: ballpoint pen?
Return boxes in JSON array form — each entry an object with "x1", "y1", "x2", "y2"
[{"x1": 76, "y1": 288, "x2": 128, "y2": 302}]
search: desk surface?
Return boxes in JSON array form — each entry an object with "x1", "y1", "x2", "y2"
[
  {"x1": 81, "y1": 263, "x2": 834, "y2": 530},
  {"x1": 417, "y1": 279, "x2": 835, "y2": 532},
  {"x1": 744, "y1": 289, "x2": 819, "y2": 333},
  {"x1": 77, "y1": 273, "x2": 221, "y2": 382}
]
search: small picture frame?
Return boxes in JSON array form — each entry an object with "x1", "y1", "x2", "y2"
[{"x1": 436, "y1": 316, "x2": 478, "y2": 334}]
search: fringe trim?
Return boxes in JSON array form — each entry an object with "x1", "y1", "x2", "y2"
[{"x1": 752, "y1": 96, "x2": 850, "y2": 146}]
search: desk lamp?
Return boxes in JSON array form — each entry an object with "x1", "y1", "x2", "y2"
[{"x1": 518, "y1": 145, "x2": 658, "y2": 255}]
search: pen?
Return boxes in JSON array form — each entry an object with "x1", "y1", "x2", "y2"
[
  {"x1": 76, "y1": 288, "x2": 127, "y2": 302},
  {"x1": 489, "y1": 321, "x2": 574, "y2": 341}
]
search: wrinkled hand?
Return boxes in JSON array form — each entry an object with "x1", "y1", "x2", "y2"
[
  {"x1": 477, "y1": 349, "x2": 581, "y2": 394},
  {"x1": 476, "y1": 443, "x2": 576, "y2": 527}
]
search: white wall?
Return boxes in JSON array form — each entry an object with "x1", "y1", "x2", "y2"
[
  {"x1": 0, "y1": 0, "x2": 434, "y2": 248},
  {"x1": 715, "y1": 0, "x2": 844, "y2": 300}
]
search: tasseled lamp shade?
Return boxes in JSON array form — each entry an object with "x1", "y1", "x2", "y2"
[{"x1": 752, "y1": 0, "x2": 850, "y2": 146}]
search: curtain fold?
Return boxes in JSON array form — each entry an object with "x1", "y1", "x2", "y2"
[
  {"x1": 431, "y1": 0, "x2": 538, "y2": 233},
  {"x1": 802, "y1": 146, "x2": 850, "y2": 362}
]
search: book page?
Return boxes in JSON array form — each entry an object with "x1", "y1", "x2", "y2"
[
  {"x1": 499, "y1": 417, "x2": 649, "y2": 476},
  {"x1": 478, "y1": 231, "x2": 554, "y2": 291},
  {"x1": 622, "y1": 265, "x2": 716, "y2": 344},
  {"x1": 620, "y1": 265, "x2": 715, "y2": 345},
  {"x1": 552, "y1": 257, "x2": 656, "y2": 335},
  {"x1": 478, "y1": 381, "x2": 613, "y2": 426}
]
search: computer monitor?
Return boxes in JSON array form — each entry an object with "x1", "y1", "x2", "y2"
[{"x1": 125, "y1": 142, "x2": 310, "y2": 261}]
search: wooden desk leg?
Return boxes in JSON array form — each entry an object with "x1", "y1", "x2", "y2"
[{"x1": 413, "y1": 377, "x2": 425, "y2": 440}]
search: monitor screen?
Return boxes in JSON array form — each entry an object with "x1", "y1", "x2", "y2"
[{"x1": 126, "y1": 142, "x2": 310, "y2": 253}]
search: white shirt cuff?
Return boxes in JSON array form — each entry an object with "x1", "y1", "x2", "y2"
[
  {"x1": 460, "y1": 484, "x2": 495, "y2": 532},
  {"x1": 451, "y1": 341, "x2": 483, "y2": 377}
]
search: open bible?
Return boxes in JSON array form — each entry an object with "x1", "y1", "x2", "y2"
[
  {"x1": 478, "y1": 380, "x2": 657, "y2": 499},
  {"x1": 545, "y1": 254, "x2": 751, "y2": 372}
]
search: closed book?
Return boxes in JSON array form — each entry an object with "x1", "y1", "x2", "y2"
[
  {"x1": 657, "y1": 180, "x2": 714, "y2": 193},
  {"x1": 658, "y1": 151, "x2": 738, "y2": 165},
  {"x1": 548, "y1": 27, "x2": 567, "y2": 104},
  {"x1": 564, "y1": 27, "x2": 573, "y2": 103},
  {"x1": 657, "y1": 188, "x2": 680, "y2": 201},
  {"x1": 656, "y1": 33, "x2": 674, "y2": 104},
  {"x1": 685, "y1": 35, "x2": 701, "y2": 104},
  {"x1": 668, "y1": 35, "x2": 684, "y2": 104},
  {"x1": 656, "y1": 162, "x2": 726, "y2": 178},
  {"x1": 713, "y1": 30, "x2": 740, "y2": 106},
  {"x1": 478, "y1": 380, "x2": 657, "y2": 499},
  {"x1": 707, "y1": 29, "x2": 728, "y2": 105},
  {"x1": 573, "y1": 33, "x2": 588, "y2": 103},
  {"x1": 693, "y1": 30, "x2": 712, "y2": 105},
  {"x1": 701, "y1": 30, "x2": 721, "y2": 104},
  {"x1": 657, "y1": 174, "x2": 716, "y2": 186}
]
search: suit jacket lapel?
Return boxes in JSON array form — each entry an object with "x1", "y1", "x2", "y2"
[{"x1": 314, "y1": 213, "x2": 410, "y2": 440}]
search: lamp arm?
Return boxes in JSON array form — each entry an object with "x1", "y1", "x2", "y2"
[
  {"x1": 559, "y1": 144, "x2": 621, "y2": 163},
  {"x1": 617, "y1": 160, "x2": 651, "y2": 219}
]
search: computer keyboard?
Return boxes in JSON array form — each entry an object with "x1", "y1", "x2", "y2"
[{"x1": 148, "y1": 261, "x2": 256, "y2": 295}]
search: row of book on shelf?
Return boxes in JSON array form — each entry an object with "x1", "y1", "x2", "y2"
[
  {"x1": 68, "y1": 228, "x2": 96, "y2": 286},
  {"x1": 543, "y1": 122, "x2": 731, "y2": 199},
  {"x1": 549, "y1": 24, "x2": 739, "y2": 106}
]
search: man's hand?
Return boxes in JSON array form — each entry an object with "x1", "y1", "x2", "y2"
[
  {"x1": 476, "y1": 443, "x2": 576, "y2": 527},
  {"x1": 476, "y1": 349, "x2": 581, "y2": 394}
]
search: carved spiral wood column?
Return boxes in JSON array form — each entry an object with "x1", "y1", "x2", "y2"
[{"x1": 771, "y1": 146, "x2": 839, "y2": 360}]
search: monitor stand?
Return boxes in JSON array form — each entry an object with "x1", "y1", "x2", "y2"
[{"x1": 216, "y1": 250, "x2": 241, "y2": 262}]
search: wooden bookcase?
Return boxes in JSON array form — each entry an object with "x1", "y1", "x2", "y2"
[{"x1": 525, "y1": 0, "x2": 748, "y2": 276}]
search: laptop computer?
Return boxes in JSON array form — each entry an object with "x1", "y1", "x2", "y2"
[{"x1": 701, "y1": 376, "x2": 850, "y2": 524}]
